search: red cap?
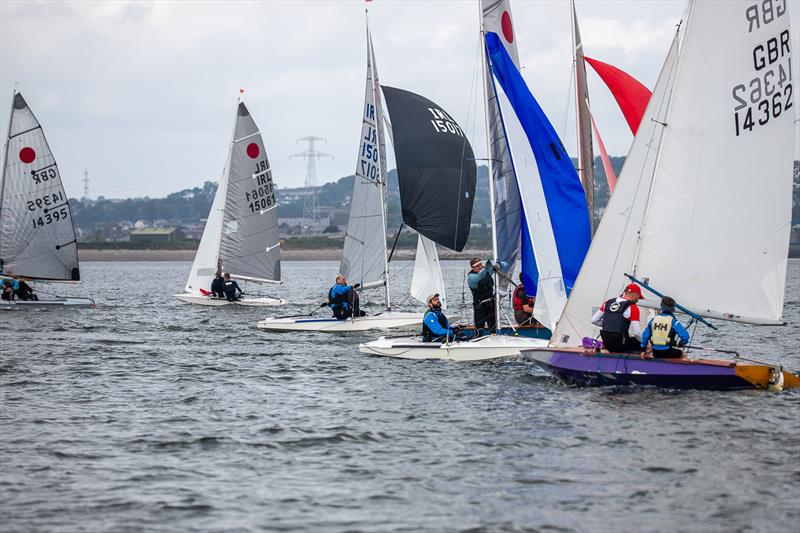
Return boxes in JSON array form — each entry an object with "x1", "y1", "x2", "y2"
[{"x1": 624, "y1": 283, "x2": 643, "y2": 296}]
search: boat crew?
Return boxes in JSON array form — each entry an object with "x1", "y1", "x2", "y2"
[
  {"x1": 210, "y1": 271, "x2": 225, "y2": 299},
  {"x1": 467, "y1": 257, "x2": 509, "y2": 332},
  {"x1": 591, "y1": 283, "x2": 644, "y2": 353},
  {"x1": 422, "y1": 293, "x2": 456, "y2": 342},
  {"x1": 642, "y1": 296, "x2": 690, "y2": 358},
  {"x1": 512, "y1": 273, "x2": 538, "y2": 326},
  {"x1": 326, "y1": 274, "x2": 361, "y2": 319},
  {"x1": 222, "y1": 273, "x2": 243, "y2": 302}
]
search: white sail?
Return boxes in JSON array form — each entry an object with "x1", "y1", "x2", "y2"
[
  {"x1": 340, "y1": 22, "x2": 390, "y2": 302},
  {"x1": 632, "y1": 1, "x2": 794, "y2": 324},
  {"x1": 184, "y1": 179, "x2": 225, "y2": 294},
  {"x1": 219, "y1": 102, "x2": 280, "y2": 283},
  {"x1": 551, "y1": 32, "x2": 681, "y2": 346},
  {"x1": 553, "y1": 0, "x2": 795, "y2": 345},
  {"x1": 0, "y1": 92, "x2": 80, "y2": 281},
  {"x1": 410, "y1": 234, "x2": 447, "y2": 309}
]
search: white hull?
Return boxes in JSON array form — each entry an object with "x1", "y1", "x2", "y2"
[
  {"x1": 0, "y1": 297, "x2": 95, "y2": 310},
  {"x1": 358, "y1": 334, "x2": 549, "y2": 361},
  {"x1": 256, "y1": 311, "x2": 422, "y2": 332},
  {"x1": 174, "y1": 293, "x2": 286, "y2": 307}
]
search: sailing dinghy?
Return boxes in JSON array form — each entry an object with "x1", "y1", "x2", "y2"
[
  {"x1": 257, "y1": 18, "x2": 451, "y2": 333},
  {"x1": 361, "y1": 0, "x2": 592, "y2": 361},
  {"x1": 175, "y1": 98, "x2": 285, "y2": 307},
  {"x1": 0, "y1": 91, "x2": 94, "y2": 309},
  {"x1": 524, "y1": 1, "x2": 800, "y2": 391}
]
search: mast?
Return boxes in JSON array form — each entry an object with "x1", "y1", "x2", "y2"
[
  {"x1": 571, "y1": 0, "x2": 595, "y2": 233},
  {"x1": 366, "y1": 11, "x2": 392, "y2": 310},
  {"x1": 214, "y1": 92, "x2": 241, "y2": 273},
  {"x1": 478, "y1": 0, "x2": 503, "y2": 331}
]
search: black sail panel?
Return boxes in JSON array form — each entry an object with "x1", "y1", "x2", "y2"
[{"x1": 381, "y1": 86, "x2": 476, "y2": 252}]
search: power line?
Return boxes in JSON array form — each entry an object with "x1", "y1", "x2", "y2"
[{"x1": 290, "y1": 136, "x2": 333, "y2": 233}]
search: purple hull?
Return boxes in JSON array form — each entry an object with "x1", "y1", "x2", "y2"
[{"x1": 523, "y1": 349, "x2": 757, "y2": 390}]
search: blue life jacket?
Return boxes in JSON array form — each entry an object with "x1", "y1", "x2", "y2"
[{"x1": 328, "y1": 284, "x2": 351, "y2": 310}]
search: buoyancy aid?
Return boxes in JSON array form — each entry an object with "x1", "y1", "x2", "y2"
[
  {"x1": 471, "y1": 273, "x2": 494, "y2": 306},
  {"x1": 512, "y1": 285, "x2": 532, "y2": 311},
  {"x1": 601, "y1": 298, "x2": 632, "y2": 334},
  {"x1": 422, "y1": 308, "x2": 449, "y2": 341},
  {"x1": 650, "y1": 315, "x2": 677, "y2": 348},
  {"x1": 328, "y1": 285, "x2": 350, "y2": 310}
]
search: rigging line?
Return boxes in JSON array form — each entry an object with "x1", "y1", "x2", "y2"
[
  {"x1": 386, "y1": 222, "x2": 405, "y2": 263},
  {"x1": 561, "y1": 61, "x2": 576, "y2": 143},
  {"x1": 8, "y1": 125, "x2": 42, "y2": 139}
]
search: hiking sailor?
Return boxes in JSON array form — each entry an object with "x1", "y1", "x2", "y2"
[
  {"x1": 591, "y1": 283, "x2": 644, "y2": 353},
  {"x1": 467, "y1": 257, "x2": 509, "y2": 332},
  {"x1": 642, "y1": 296, "x2": 690, "y2": 358},
  {"x1": 325, "y1": 274, "x2": 362, "y2": 320},
  {"x1": 222, "y1": 273, "x2": 243, "y2": 302},
  {"x1": 422, "y1": 293, "x2": 457, "y2": 342}
]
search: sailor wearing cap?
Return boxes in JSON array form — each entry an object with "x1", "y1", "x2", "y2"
[
  {"x1": 641, "y1": 296, "x2": 690, "y2": 358},
  {"x1": 590, "y1": 283, "x2": 645, "y2": 353},
  {"x1": 421, "y1": 293, "x2": 456, "y2": 342}
]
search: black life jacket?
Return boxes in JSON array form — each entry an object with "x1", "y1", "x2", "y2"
[
  {"x1": 223, "y1": 280, "x2": 238, "y2": 296},
  {"x1": 422, "y1": 308, "x2": 448, "y2": 341},
  {"x1": 601, "y1": 298, "x2": 632, "y2": 334},
  {"x1": 210, "y1": 277, "x2": 224, "y2": 295},
  {"x1": 470, "y1": 272, "x2": 494, "y2": 305}
]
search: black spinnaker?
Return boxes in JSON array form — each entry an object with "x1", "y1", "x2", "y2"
[{"x1": 381, "y1": 86, "x2": 476, "y2": 252}]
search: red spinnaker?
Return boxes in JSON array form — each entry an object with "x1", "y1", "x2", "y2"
[{"x1": 584, "y1": 56, "x2": 651, "y2": 134}]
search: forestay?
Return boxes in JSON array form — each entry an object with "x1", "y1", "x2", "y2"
[
  {"x1": 381, "y1": 85, "x2": 476, "y2": 252},
  {"x1": 0, "y1": 92, "x2": 80, "y2": 281},
  {"x1": 218, "y1": 102, "x2": 280, "y2": 283},
  {"x1": 340, "y1": 24, "x2": 389, "y2": 294},
  {"x1": 410, "y1": 234, "x2": 447, "y2": 309}
]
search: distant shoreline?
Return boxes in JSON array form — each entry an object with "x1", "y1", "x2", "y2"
[{"x1": 78, "y1": 248, "x2": 493, "y2": 262}]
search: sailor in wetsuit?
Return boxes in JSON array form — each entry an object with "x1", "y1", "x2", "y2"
[
  {"x1": 222, "y1": 273, "x2": 243, "y2": 302},
  {"x1": 467, "y1": 257, "x2": 509, "y2": 333},
  {"x1": 325, "y1": 274, "x2": 361, "y2": 319},
  {"x1": 210, "y1": 271, "x2": 225, "y2": 298},
  {"x1": 421, "y1": 293, "x2": 457, "y2": 342},
  {"x1": 642, "y1": 296, "x2": 690, "y2": 358},
  {"x1": 591, "y1": 283, "x2": 644, "y2": 353}
]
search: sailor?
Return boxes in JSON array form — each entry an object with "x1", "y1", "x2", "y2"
[
  {"x1": 222, "y1": 273, "x2": 243, "y2": 302},
  {"x1": 1, "y1": 280, "x2": 14, "y2": 301},
  {"x1": 210, "y1": 271, "x2": 225, "y2": 299},
  {"x1": 467, "y1": 257, "x2": 509, "y2": 332},
  {"x1": 325, "y1": 274, "x2": 361, "y2": 319},
  {"x1": 591, "y1": 283, "x2": 644, "y2": 353},
  {"x1": 13, "y1": 278, "x2": 37, "y2": 301},
  {"x1": 422, "y1": 293, "x2": 456, "y2": 342},
  {"x1": 512, "y1": 273, "x2": 537, "y2": 326},
  {"x1": 642, "y1": 296, "x2": 690, "y2": 358}
]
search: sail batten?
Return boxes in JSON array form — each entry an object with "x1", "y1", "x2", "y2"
[{"x1": 0, "y1": 92, "x2": 80, "y2": 282}]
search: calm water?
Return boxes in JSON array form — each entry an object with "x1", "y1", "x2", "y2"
[{"x1": 1, "y1": 260, "x2": 799, "y2": 532}]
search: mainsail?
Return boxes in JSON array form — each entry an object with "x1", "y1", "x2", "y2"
[
  {"x1": 340, "y1": 22, "x2": 390, "y2": 299},
  {"x1": 218, "y1": 102, "x2": 280, "y2": 283},
  {"x1": 381, "y1": 86, "x2": 476, "y2": 252},
  {"x1": 553, "y1": 0, "x2": 794, "y2": 345},
  {"x1": 185, "y1": 100, "x2": 280, "y2": 294},
  {"x1": 481, "y1": 0, "x2": 522, "y2": 283},
  {"x1": 0, "y1": 92, "x2": 80, "y2": 281}
]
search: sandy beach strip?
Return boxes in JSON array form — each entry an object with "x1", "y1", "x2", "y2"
[{"x1": 78, "y1": 248, "x2": 492, "y2": 262}]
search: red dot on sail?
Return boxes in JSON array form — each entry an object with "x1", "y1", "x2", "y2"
[
  {"x1": 501, "y1": 11, "x2": 513, "y2": 43},
  {"x1": 246, "y1": 143, "x2": 260, "y2": 159},
  {"x1": 19, "y1": 147, "x2": 36, "y2": 163}
]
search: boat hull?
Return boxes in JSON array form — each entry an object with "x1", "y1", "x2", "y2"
[
  {"x1": 0, "y1": 297, "x2": 95, "y2": 309},
  {"x1": 359, "y1": 334, "x2": 549, "y2": 361},
  {"x1": 174, "y1": 293, "x2": 286, "y2": 307},
  {"x1": 256, "y1": 311, "x2": 422, "y2": 332},
  {"x1": 522, "y1": 348, "x2": 800, "y2": 391}
]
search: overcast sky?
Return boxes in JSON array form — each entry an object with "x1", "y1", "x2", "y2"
[{"x1": 1, "y1": 0, "x2": 798, "y2": 199}]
